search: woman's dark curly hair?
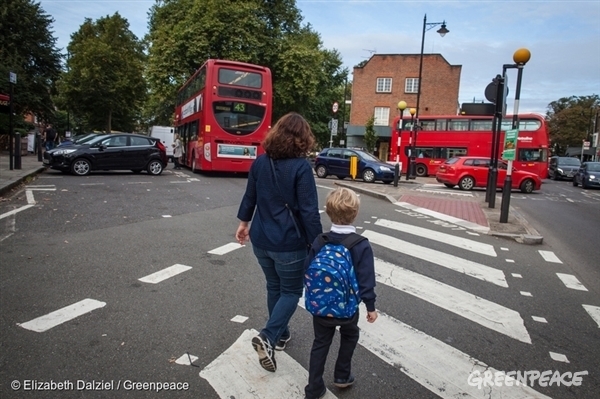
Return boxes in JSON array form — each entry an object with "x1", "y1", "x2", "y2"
[{"x1": 262, "y1": 112, "x2": 315, "y2": 159}]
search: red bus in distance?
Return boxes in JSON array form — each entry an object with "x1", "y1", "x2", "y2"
[
  {"x1": 175, "y1": 59, "x2": 272, "y2": 173},
  {"x1": 389, "y1": 113, "x2": 550, "y2": 179}
]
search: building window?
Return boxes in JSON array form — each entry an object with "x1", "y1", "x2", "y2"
[
  {"x1": 374, "y1": 107, "x2": 390, "y2": 126},
  {"x1": 405, "y1": 78, "x2": 419, "y2": 93},
  {"x1": 376, "y1": 78, "x2": 392, "y2": 93}
]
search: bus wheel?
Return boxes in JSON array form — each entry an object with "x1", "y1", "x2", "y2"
[
  {"x1": 458, "y1": 176, "x2": 475, "y2": 190},
  {"x1": 415, "y1": 164, "x2": 428, "y2": 177},
  {"x1": 520, "y1": 179, "x2": 535, "y2": 193}
]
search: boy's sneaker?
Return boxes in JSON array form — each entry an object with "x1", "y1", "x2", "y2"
[
  {"x1": 333, "y1": 375, "x2": 355, "y2": 388},
  {"x1": 251, "y1": 333, "x2": 277, "y2": 372},
  {"x1": 275, "y1": 334, "x2": 291, "y2": 351}
]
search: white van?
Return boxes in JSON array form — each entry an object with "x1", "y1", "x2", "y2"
[{"x1": 150, "y1": 126, "x2": 175, "y2": 160}]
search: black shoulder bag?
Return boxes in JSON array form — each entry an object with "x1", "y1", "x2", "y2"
[{"x1": 269, "y1": 157, "x2": 304, "y2": 241}]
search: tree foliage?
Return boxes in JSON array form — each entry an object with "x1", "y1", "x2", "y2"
[
  {"x1": 363, "y1": 116, "x2": 377, "y2": 153},
  {"x1": 0, "y1": 0, "x2": 63, "y2": 129},
  {"x1": 546, "y1": 95, "x2": 599, "y2": 154},
  {"x1": 145, "y1": 0, "x2": 347, "y2": 147},
  {"x1": 57, "y1": 13, "x2": 146, "y2": 133}
]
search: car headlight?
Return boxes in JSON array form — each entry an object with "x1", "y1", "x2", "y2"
[
  {"x1": 557, "y1": 168, "x2": 563, "y2": 174},
  {"x1": 589, "y1": 174, "x2": 596, "y2": 179},
  {"x1": 53, "y1": 149, "x2": 78, "y2": 156},
  {"x1": 379, "y1": 166, "x2": 392, "y2": 172}
]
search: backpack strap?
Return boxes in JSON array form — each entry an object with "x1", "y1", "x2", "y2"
[
  {"x1": 311, "y1": 233, "x2": 329, "y2": 253},
  {"x1": 340, "y1": 232, "x2": 366, "y2": 249}
]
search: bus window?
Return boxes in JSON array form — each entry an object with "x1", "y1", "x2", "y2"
[
  {"x1": 472, "y1": 120, "x2": 493, "y2": 131},
  {"x1": 519, "y1": 119, "x2": 541, "y2": 131},
  {"x1": 436, "y1": 119, "x2": 447, "y2": 130},
  {"x1": 219, "y1": 68, "x2": 262, "y2": 88},
  {"x1": 447, "y1": 148, "x2": 467, "y2": 158},
  {"x1": 448, "y1": 120, "x2": 469, "y2": 131},
  {"x1": 421, "y1": 120, "x2": 436, "y2": 131},
  {"x1": 518, "y1": 149, "x2": 543, "y2": 162}
]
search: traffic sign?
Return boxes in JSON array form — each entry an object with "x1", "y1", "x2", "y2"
[
  {"x1": 502, "y1": 129, "x2": 518, "y2": 161},
  {"x1": 583, "y1": 141, "x2": 590, "y2": 150},
  {"x1": 330, "y1": 118, "x2": 338, "y2": 135},
  {"x1": 332, "y1": 102, "x2": 338, "y2": 113}
]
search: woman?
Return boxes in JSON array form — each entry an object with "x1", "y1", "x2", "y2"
[
  {"x1": 172, "y1": 134, "x2": 183, "y2": 169},
  {"x1": 236, "y1": 112, "x2": 322, "y2": 373}
]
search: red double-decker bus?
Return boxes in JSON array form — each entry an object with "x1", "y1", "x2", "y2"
[
  {"x1": 389, "y1": 113, "x2": 550, "y2": 178},
  {"x1": 175, "y1": 59, "x2": 272, "y2": 172}
]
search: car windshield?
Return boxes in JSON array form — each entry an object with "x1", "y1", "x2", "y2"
[
  {"x1": 586, "y1": 163, "x2": 600, "y2": 172},
  {"x1": 558, "y1": 157, "x2": 581, "y2": 166},
  {"x1": 354, "y1": 150, "x2": 379, "y2": 162},
  {"x1": 445, "y1": 157, "x2": 460, "y2": 165}
]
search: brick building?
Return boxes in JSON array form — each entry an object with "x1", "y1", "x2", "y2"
[{"x1": 347, "y1": 54, "x2": 461, "y2": 160}]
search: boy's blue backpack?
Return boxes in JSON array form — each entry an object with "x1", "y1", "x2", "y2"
[{"x1": 304, "y1": 233, "x2": 366, "y2": 318}]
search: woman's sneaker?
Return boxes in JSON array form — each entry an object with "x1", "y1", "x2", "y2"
[
  {"x1": 275, "y1": 334, "x2": 291, "y2": 351},
  {"x1": 251, "y1": 333, "x2": 277, "y2": 372},
  {"x1": 333, "y1": 375, "x2": 355, "y2": 388}
]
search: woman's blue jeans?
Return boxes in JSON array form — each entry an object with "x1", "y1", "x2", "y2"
[{"x1": 252, "y1": 245, "x2": 307, "y2": 345}]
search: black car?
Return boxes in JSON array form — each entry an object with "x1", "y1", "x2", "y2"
[
  {"x1": 314, "y1": 148, "x2": 395, "y2": 183},
  {"x1": 572, "y1": 162, "x2": 600, "y2": 189},
  {"x1": 44, "y1": 133, "x2": 168, "y2": 176},
  {"x1": 548, "y1": 156, "x2": 581, "y2": 180}
]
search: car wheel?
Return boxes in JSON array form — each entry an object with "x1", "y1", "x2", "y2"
[
  {"x1": 131, "y1": 169, "x2": 142, "y2": 174},
  {"x1": 71, "y1": 158, "x2": 91, "y2": 176},
  {"x1": 315, "y1": 165, "x2": 327, "y2": 178},
  {"x1": 582, "y1": 179, "x2": 588, "y2": 189},
  {"x1": 147, "y1": 160, "x2": 163, "y2": 175},
  {"x1": 520, "y1": 178, "x2": 535, "y2": 193},
  {"x1": 415, "y1": 164, "x2": 428, "y2": 177},
  {"x1": 362, "y1": 168, "x2": 376, "y2": 183},
  {"x1": 444, "y1": 183, "x2": 455, "y2": 188},
  {"x1": 337, "y1": 175, "x2": 345, "y2": 180},
  {"x1": 553, "y1": 173, "x2": 560, "y2": 181},
  {"x1": 572, "y1": 178, "x2": 578, "y2": 187},
  {"x1": 458, "y1": 176, "x2": 475, "y2": 191}
]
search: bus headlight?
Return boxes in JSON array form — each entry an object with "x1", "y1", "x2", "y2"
[{"x1": 204, "y1": 143, "x2": 211, "y2": 161}]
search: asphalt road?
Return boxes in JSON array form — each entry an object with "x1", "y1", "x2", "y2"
[{"x1": 1, "y1": 168, "x2": 598, "y2": 399}]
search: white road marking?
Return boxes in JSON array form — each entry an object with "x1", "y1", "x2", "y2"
[
  {"x1": 374, "y1": 219, "x2": 496, "y2": 257},
  {"x1": 505, "y1": 259, "x2": 515, "y2": 263},
  {"x1": 200, "y1": 329, "x2": 336, "y2": 399},
  {"x1": 375, "y1": 258, "x2": 531, "y2": 343},
  {"x1": 231, "y1": 315, "x2": 248, "y2": 323},
  {"x1": 549, "y1": 352, "x2": 569, "y2": 363},
  {"x1": 138, "y1": 264, "x2": 192, "y2": 284},
  {"x1": 520, "y1": 291, "x2": 533, "y2": 297},
  {"x1": 0, "y1": 214, "x2": 16, "y2": 242},
  {"x1": 18, "y1": 298, "x2": 106, "y2": 333},
  {"x1": 208, "y1": 242, "x2": 244, "y2": 255},
  {"x1": 80, "y1": 183, "x2": 105, "y2": 186},
  {"x1": 511, "y1": 273, "x2": 522, "y2": 278},
  {"x1": 175, "y1": 353, "x2": 198, "y2": 366},
  {"x1": 582, "y1": 305, "x2": 600, "y2": 328},
  {"x1": 0, "y1": 205, "x2": 35, "y2": 220},
  {"x1": 162, "y1": 215, "x2": 172, "y2": 218},
  {"x1": 170, "y1": 181, "x2": 191, "y2": 184},
  {"x1": 501, "y1": 247, "x2": 509, "y2": 251},
  {"x1": 556, "y1": 273, "x2": 588, "y2": 291},
  {"x1": 566, "y1": 198, "x2": 574, "y2": 203},
  {"x1": 465, "y1": 231, "x2": 480, "y2": 236},
  {"x1": 538, "y1": 250, "x2": 562, "y2": 263},
  {"x1": 357, "y1": 305, "x2": 548, "y2": 398},
  {"x1": 25, "y1": 190, "x2": 35, "y2": 204},
  {"x1": 532, "y1": 316, "x2": 547, "y2": 323},
  {"x1": 416, "y1": 188, "x2": 474, "y2": 197},
  {"x1": 394, "y1": 201, "x2": 489, "y2": 232},
  {"x1": 362, "y1": 230, "x2": 507, "y2": 287},
  {"x1": 315, "y1": 184, "x2": 333, "y2": 190}
]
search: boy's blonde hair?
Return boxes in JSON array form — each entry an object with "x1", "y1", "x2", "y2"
[{"x1": 325, "y1": 187, "x2": 360, "y2": 225}]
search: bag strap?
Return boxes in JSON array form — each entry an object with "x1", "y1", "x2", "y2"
[
  {"x1": 340, "y1": 233, "x2": 366, "y2": 249},
  {"x1": 269, "y1": 157, "x2": 303, "y2": 240}
]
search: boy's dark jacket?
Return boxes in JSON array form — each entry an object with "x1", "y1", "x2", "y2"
[{"x1": 304, "y1": 231, "x2": 376, "y2": 312}]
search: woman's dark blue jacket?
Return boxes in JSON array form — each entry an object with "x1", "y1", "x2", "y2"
[{"x1": 237, "y1": 154, "x2": 323, "y2": 252}]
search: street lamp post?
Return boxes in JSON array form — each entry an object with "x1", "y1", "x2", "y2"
[
  {"x1": 394, "y1": 101, "x2": 407, "y2": 187},
  {"x1": 406, "y1": 108, "x2": 416, "y2": 180},
  {"x1": 500, "y1": 48, "x2": 531, "y2": 223},
  {"x1": 410, "y1": 14, "x2": 449, "y2": 178}
]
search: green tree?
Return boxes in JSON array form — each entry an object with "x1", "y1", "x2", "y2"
[
  {"x1": 363, "y1": 115, "x2": 377, "y2": 153},
  {"x1": 546, "y1": 95, "x2": 599, "y2": 154},
  {"x1": 0, "y1": 0, "x2": 63, "y2": 129},
  {"x1": 145, "y1": 0, "x2": 346, "y2": 143},
  {"x1": 57, "y1": 13, "x2": 146, "y2": 133}
]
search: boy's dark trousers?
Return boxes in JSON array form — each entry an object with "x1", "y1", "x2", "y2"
[{"x1": 305, "y1": 311, "x2": 360, "y2": 398}]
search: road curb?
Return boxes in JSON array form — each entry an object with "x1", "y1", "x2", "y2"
[{"x1": 0, "y1": 166, "x2": 47, "y2": 197}]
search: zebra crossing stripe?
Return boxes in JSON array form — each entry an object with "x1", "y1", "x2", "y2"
[
  {"x1": 208, "y1": 243, "x2": 244, "y2": 255},
  {"x1": 556, "y1": 273, "x2": 588, "y2": 291},
  {"x1": 582, "y1": 305, "x2": 600, "y2": 328},
  {"x1": 199, "y1": 329, "x2": 337, "y2": 399},
  {"x1": 357, "y1": 304, "x2": 550, "y2": 399},
  {"x1": 375, "y1": 219, "x2": 497, "y2": 257},
  {"x1": 139, "y1": 264, "x2": 192, "y2": 284},
  {"x1": 374, "y1": 258, "x2": 531, "y2": 343},
  {"x1": 18, "y1": 299, "x2": 106, "y2": 333},
  {"x1": 362, "y1": 230, "x2": 508, "y2": 287},
  {"x1": 538, "y1": 250, "x2": 562, "y2": 263}
]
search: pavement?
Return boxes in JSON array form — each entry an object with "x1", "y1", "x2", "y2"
[{"x1": 0, "y1": 152, "x2": 543, "y2": 244}]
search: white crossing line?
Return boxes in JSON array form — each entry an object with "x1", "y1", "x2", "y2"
[
  {"x1": 18, "y1": 299, "x2": 106, "y2": 333},
  {"x1": 362, "y1": 230, "x2": 508, "y2": 287},
  {"x1": 356, "y1": 304, "x2": 548, "y2": 399},
  {"x1": 208, "y1": 242, "x2": 244, "y2": 255},
  {"x1": 200, "y1": 329, "x2": 337, "y2": 399},
  {"x1": 375, "y1": 219, "x2": 497, "y2": 257},
  {"x1": 138, "y1": 264, "x2": 192, "y2": 284},
  {"x1": 375, "y1": 258, "x2": 531, "y2": 343},
  {"x1": 538, "y1": 250, "x2": 563, "y2": 263},
  {"x1": 549, "y1": 352, "x2": 569, "y2": 363},
  {"x1": 394, "y1": 201, "x2": 489, "y2": 232},
  {"x1": 415, "y1": 188, "x2": 474, "y2": 197},
  {"x1": 26, "y1": 190, "x2": 36, "y2": 204},
  {"x1": 532, "y1": 316, "x2": 548, "y2": 323},
  {"x1": 0, "y1": 205, "x2": 35, "y2": 220},
  {"x1": 582, "y1": 304, "x2": 600, "y2": 328},
  {"x1": 556, "y1": 273, "x2": 588, "y2": 291}
]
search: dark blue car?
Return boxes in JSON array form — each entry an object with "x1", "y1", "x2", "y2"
[
  {"x1": 314, "y1": 148, "x2": 394, "y2": 184},
  {"x1": 572, "y1": 162, "x2": 600, "y2": 189}
]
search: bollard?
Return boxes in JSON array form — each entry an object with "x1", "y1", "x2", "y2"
[
  {"x1": 14, "y1": 133, "x2": 22, "y2": 169},
  {"x1": 393, "y1": 163, "x2": 400, "y2": 187},
  {"x1": 37, "y1": 133, "x2": 43, "y2": 161}
]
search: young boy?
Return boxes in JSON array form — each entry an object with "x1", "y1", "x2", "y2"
[{"x1": 304, "y1": 187, "x2": 378, "y2": 399}]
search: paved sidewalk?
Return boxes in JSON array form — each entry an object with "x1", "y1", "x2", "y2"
[{"x1": 0, "y1": 152, "x2": 542, "y2": 244}]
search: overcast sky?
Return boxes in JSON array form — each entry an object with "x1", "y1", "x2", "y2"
[{"x1": 39, "y1": 0, "x2": 600, "y2": 115}]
